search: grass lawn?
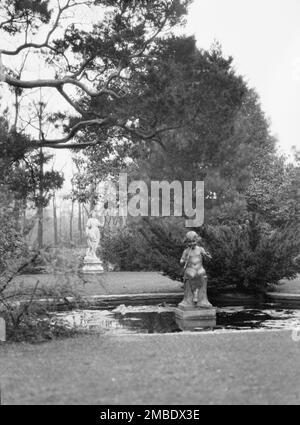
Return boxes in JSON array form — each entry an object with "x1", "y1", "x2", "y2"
[
  {"x1": 1, "y1": 330, "x2": 300, "y2": 405},
  {"x1": 9, "y1": 271, "x2": 182, "y2": 298},
  {"x1": 9, "y1": 272, "x2": 300, "y2": 300},
  {"x1": 276, "y1": 275, "x2": 300, "y2": 293}
]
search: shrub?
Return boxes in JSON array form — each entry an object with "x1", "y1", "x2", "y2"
[
  {"x1": 0, "y1": 202, "x2": 27, "y2": 275},
  {"x1": 125, "y1": 217, "x2": 300, "y2": 294},
  {"x1": 1, "y1": 271, "x2": 84, "y2": 343},
  {"x1": 3, "y1": 305, "x2": 78, "y2": 343},
  {"x1": 200, "y1": 223, "x2": 300, "y2": 293},
  {"x1": 101, "y1": 223, "x2": 161, "y2": 271}
]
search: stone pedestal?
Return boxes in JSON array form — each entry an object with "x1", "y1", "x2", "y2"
[
  {"x1": 175, "y1": 305, "x2": 217, "y2": 331},
  {"x1": 82, "y1": 256, "x2": 104, "y2": 274},
  {"x1": 0, "y1": 317, "x2": 6, "y2": 342}
]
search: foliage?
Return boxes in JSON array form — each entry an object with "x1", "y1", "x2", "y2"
[
  {"x1": 100, "y1": 217, "x2": 185, "y2": 276},
  {"x1": 0, "y1": 118, "x2": 64, "y2": 214},
  {"x1": 101, "y1": 222, "x2": 160, "y2": 271},
  {"x1": 3, "y1": 308, "x2": 78, "y2": 343},
  {"x1": 246, "y1": 156, "x2": 300, "y2": 227},
  {"x1": 70, "y1": 39, "x2": 254, "y2": 210},
  {"x1": 135, "y1": 154, "x2": 300, "y2": 292},
  {"x1": 0, "y1": 0, "x2": 51, "y2": 35},
  {"x1": 0, "y1": 254, "x2": 85, "y2": 343},
  {"x1": 199, "y1": 223, "x2": 300, "y2": 292},
  {"x1": 0, "y1": 200, "x2": 28, "y2": 275},
  {"x1": 0, "y1": 118, "x2": 30, "y2": 165},
  {"x1": 0, "y1": 119, "x2": 69, "y2": 342},
  {"x1": 26, "y1": 246, "x2": 85, "y2": 274},
  {"x1": 118, "y1": 216, "x2": 300, "y2": 294},
  {"x1": 77, "y1": 41, "x2": 277, "y2": 223},
  {"x1": 0, "y1": 0, "x2": 193, "y2": 150}
]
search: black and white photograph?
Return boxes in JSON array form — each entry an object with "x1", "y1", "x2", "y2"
[{"x1": 0, "y1": 0, "x2": 299, "y2": 407}]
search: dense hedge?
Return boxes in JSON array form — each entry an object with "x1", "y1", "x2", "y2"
[{"x1": 101, "y1": 217, "x2": 300, "y2": 294}]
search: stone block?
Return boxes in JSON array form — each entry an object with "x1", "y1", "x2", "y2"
[{"x1": 175, "y1": 305, "x2": 217, "y2": 331}]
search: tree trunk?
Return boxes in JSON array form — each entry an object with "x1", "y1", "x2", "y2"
[
  {"x1": 53, "y1": 194, "x2": 58, "y2": 246},
  {"x1": 59, "y1": 206, "x2": 62, "y2": 242},
  {"x1": 82, "y1": 206, "x2": 86, "y2": 230},
  {"x1": 37, "y1": 147, "x2": 44, "y2": 249},
  {"x1": 21, "y1": 198, "x2": 27, "y2": 236},
  {"x1": 14, "y1": 89, "x2": 19, "y2": 128},
  {"x1": 78, "y1": 202, "x2": 83, "y2": 244},
  {"x1": 70, "y1": 200, "x2": 74, "y2": 243}
]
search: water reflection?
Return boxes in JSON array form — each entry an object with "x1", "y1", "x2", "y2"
[{"x1": 49, "y1": 304, "x2": 300, "y2": 335}]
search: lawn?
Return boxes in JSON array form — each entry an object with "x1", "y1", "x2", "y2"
[
  {"x1": 1, "y1": 330, "x2": 300, "y2": 405},
  {"x1": 8, "y1": 272, "x2": 300, "y2": 299},
  {"x1": 9, "y1": 271, "x2": 182, "y2": 298},
  {"x1": 276, "y1": 275, "x2": 300, "y2": 293}
]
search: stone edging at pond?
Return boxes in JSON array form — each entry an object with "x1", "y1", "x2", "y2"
[
  {"x1": 2, "y1": 293, "x2": 183, "y2": 312},
  {"x1": 2, "y1": 291, "x2": 300, "y2": 313},
  {"x1": 266, "y1": 292, "x2": 300, "y2": 305}
]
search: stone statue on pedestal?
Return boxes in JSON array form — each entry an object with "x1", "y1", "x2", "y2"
[
  {"x1": 82, "y1": 210, "x2": 104, "y2": 274},
  {"x1": 179, "y1": 231, "x2": 212, "y2": 308},
  {"x1": 175, "y1": 231, "x2": 216, "y2": 330},
  {"x1": 85, "y1": 211, "x2": 101, "y2": 259}
]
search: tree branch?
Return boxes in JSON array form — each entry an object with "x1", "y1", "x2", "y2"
[
  {"x1": 29, "y1": 118, "x2": 110, "y2": 147},
  {"x1": 122, "y1": 122, "x2": 185, "y2": 140},
  {"x1": 67, "y1": 55, "x2": 96, "y2": 79},
  {"x1": 129, "y1": 15, "x2": 169, "y2": 60},
  {"x1": 56, "y1": 86, "x2": 86, "y2": 116},
  {"x1": 4, "y1": 74, "x2": 124, "y2": 99},
  {"x1": 39, "y1": 141, "x2": 97, "y2": 149},
  {"x1": 1, "y1": 0, "x2": 73, "y2": 56}
]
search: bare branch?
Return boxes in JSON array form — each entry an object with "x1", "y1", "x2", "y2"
[
  {"x1": 56, "y1": 86, "x2": 86, "y2": 116},
  {"x1": 29, "y1": 118, "x2": 110, "y2": 147},
  {"x1": 4, "y1": 74, "x2": 124, "y2": 99},
  {"x1": 40, "y1": 141, "x2": 97, "y2": 149}
]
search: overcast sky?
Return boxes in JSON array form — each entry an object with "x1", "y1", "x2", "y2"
[{"x1": 185, "y1": 0, "x2": 300, "y2": 158}]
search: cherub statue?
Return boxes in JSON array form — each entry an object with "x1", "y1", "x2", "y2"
[
  {"x1": 85, "y1": 210, "x2": 101, "y2": 259},
  {"x1": 179, "y1": 231, "x2": 212, "y2": 308}
]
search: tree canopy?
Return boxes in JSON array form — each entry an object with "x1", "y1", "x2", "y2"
[{"x1": 0, "y1": 0, "x2": 193, "y2": 150}]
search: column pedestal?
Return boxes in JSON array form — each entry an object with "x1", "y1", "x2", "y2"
[
  {"x1": 175, "y1": 305, "x2": 217, "y2": 331},
  {"x1": 82, "y1": 256, "x2": 104, "y2": 274}
]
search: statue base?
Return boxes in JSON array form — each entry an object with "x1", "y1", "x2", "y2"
[
  {"x1": 175, "y1": 305, "x2": 217, "y2": 331},
  {"x1": 82, "y1": 256, "x2": 104, "y2": 274}
]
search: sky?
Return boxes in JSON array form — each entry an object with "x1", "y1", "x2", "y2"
[{"x1": 185, "y1": 0, "x2": 300, "y2": 158}]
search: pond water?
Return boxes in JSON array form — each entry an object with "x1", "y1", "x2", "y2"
[{"x1": 49, "y1": 303, "x2": 300, "y2": 335}]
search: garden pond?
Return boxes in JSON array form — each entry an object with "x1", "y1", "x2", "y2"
[{"x1": 49, "y1": 303, "x2": 300, "y2": 335}]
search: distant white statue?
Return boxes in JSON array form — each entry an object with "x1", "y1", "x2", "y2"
[
  {"x1": 82, "y1": 210, "x2": 104, "y2": 274},
  {"x1": 85, "y1": 210, "x2": 101, "y2": 259}
]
